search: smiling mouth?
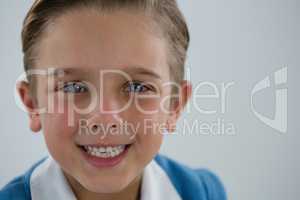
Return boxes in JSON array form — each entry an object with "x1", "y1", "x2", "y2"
[{"x1": 78, "y1": 144, "x2": 132, "y2": 158}]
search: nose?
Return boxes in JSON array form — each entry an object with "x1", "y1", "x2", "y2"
[
  {"x1": 86, "y1": 93, "x2": 125, "y2": 138},
  {"x1": 87, "y1": 112, "x2": 123, "y2": 136}
]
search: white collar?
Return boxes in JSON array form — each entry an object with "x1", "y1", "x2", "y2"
[{"x1": 30, "y1": 156, "x2": 181, "y2": 200}]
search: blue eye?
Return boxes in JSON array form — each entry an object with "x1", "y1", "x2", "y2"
[
  {"x1": 125, "y1": 81, "x2": 151, "y2": 93},
  {"x1": 62, "y1": 82, "x2": 88, "y2": 93}
]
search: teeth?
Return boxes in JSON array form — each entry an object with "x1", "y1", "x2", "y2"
[{"x1": 83, "y1": 145, "x2": 126, "y2": 158}]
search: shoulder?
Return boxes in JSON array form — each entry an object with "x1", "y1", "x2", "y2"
[
  {"x1": 0, "y1": 157, "x2": 47, "y2": 200},
  {"x1": 154, "y1": 154, "x2": 227, "y2": 200}
]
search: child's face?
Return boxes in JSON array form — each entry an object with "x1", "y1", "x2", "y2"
[{"x1": 19, "y1": 9, "x2": 191, "y2": 194}]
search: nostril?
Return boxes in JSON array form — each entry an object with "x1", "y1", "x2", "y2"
[
  {"x1": 91, "y1": 124, "x2": 99, "y2": 132},
  {"x1": 90, "y1": 123, "x2": 117, "y2": 134}
]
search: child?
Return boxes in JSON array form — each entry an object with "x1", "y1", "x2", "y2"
[{"x1": 0, "y1": 0, "x2": 226, "y2": 199}]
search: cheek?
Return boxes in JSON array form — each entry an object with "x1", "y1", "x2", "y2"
[
  {"x1": 133, "y1": 89, "x2": 173, "y2": 114},
  {"x1": 40, "y1": 99, "x2": 82, "y2": 153},
  {"x1": 133, "y1": 119, "x2": 164, "y2": 168},
  {"x1": 130, "y1": 111, "x2": 167, "y2": 160},
  {"x1": 41, "y1": 111, "x2": 83, "y2": 173},
  {"x1": 41, "y1": 93, "x2": 86, "y2": 134},
  {"x1": 138, "y1": 127, "x2": 163, "y2": 154},
  {"x1": 128, "y1": 94, "x2": 171, "y2": 150}
]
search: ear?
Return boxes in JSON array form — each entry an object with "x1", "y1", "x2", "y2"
[
  {"x1": 17, "y1": 81, "x2": 42, "y2": 133},
  {"x1": 166, "y1": 80, "x2": 192, "y2": 133}
]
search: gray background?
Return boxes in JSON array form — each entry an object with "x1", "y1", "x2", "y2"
[{"x1": 0, "y1": 1, "x2": 299, "y2": 200}]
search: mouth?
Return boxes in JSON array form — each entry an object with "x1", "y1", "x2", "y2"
[
  {"x1": 78, "y1": 144, "x2": 132, "y2": 158},
  {"x1": 77, "y1": 143, "x2": 132, "y2": 168}
]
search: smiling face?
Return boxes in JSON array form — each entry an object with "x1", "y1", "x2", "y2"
[{"x1": 18, "y1": 7, "x2": 191, "y2": 197}]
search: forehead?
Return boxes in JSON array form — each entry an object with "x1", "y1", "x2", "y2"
[
  {"x1": 47, "y1": 66, "x2": 162, "y2": 81},
  {"x1": 35, "y1": 8, "x2": 169, "y2": 80}
]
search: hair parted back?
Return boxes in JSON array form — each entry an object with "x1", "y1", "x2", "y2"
[{"x1": 22, "y1": 0, "x2": 190, "y2": 92}]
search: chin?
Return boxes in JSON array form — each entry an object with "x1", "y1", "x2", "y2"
[
  {"x1": 83, "y1": 179, "x2": 129, "y2": 194},
  {"x1": 86, "y1": 181, "x2": 126, "y2": 194}
]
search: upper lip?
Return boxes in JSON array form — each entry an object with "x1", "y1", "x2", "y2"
[{"x1": 77, "y1": 143, "x2": 132, "y2": 148}]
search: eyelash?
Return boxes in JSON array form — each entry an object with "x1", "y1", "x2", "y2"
[
  {"x1": 123, "y1": 80, "x2": 154, "y2": 93},
  {"x1": 57, "y1": 80, "x2": 154, "y2": 94},
  {"x1": 58, "y1": 81, "x2": 89, "y2": 94}
]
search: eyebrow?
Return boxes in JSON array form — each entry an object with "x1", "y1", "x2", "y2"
[
  {"x1": 123, "y1": 66, "x2": 162, "y2": 80},
  {"x1": 48, "y1": 66, "x2": 162, "y2": 80},
  {"x1": 48, "y1": 68, "x2": 83, "y2": 77}
]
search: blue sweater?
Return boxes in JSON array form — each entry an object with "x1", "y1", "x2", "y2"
[{"x1": 0, "y1": 154, "x2": 226, "y2": 200}]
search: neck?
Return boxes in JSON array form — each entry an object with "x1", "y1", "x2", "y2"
[{"x1": 64, "y1": 173, "x2": 142, "y2": 200}]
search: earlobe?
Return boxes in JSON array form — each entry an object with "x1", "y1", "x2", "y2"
[
  {"x1": 166, "y1": 118, "x2": 177, "y2": 133},
  {"x1": 17, "y1": 81, "x2": 42, "y2": 133},
  {"x1": 29, "y1": 112, "x2": 42, "y2": 132}
]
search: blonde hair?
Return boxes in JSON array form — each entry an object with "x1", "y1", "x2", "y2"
[{"x1": 22, "y1": 0, "x2": 190, "y2": 94}]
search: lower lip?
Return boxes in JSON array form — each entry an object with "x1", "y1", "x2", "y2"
[{"x1": 80, "y1": 145, "x2": 130, "y2": 168}]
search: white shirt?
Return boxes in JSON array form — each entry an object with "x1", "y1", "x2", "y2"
[{"x1": 30, "y1": 156, "x2": 181, "y2": 200}]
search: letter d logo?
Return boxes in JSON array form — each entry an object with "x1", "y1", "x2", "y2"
[{"x1": 251, "y1": 67, "x2": 288, "y2": 133}]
